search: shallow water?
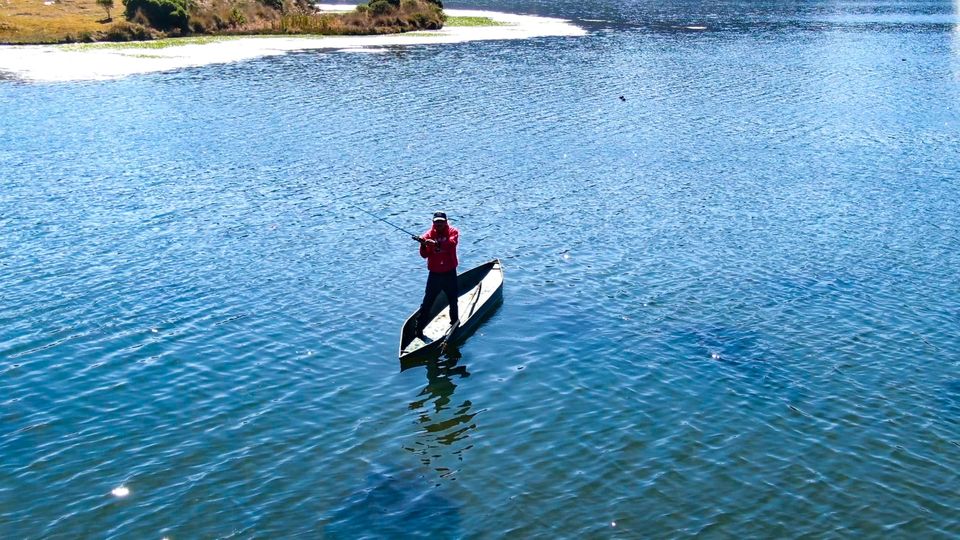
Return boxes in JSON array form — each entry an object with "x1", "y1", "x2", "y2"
[{"x1": 2, "y1": 0, "x2": 960, "y2": 537}]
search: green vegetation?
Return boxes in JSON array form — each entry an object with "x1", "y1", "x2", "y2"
[
  {"x1": 445, "y1": 16, "x2": 507, "y2": 27},
  {"x1": 60, "y1": 32, "x2": 336, "y2": 50},
  {"x1": 1, "y1": 0, "x2": 446, "y2": 44},
  {"x1": 61, "y1": 34, "x2": 246, "y2": 49},
  {"x1": 124, "y1": 0, "x2": 189, "y2": 32}
]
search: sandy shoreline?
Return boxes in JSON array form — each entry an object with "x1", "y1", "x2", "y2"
[{"x1": 0, "y1": 7, "x2": 585, "y2": 82}]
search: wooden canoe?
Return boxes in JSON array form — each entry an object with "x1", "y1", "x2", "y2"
[{"x1": 399, "y1": 259, "x2": 503, "y2": 361}]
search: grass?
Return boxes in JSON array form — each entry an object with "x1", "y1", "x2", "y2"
[
  {"x1": 0, "y1": 0, "x2": 110, "y2": 43},
  {"x1": 445, "y1": 16, "x2": 508, "y2": 27}
]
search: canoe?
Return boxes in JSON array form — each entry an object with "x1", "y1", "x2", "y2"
[{"x1": 399, "y1": 259, "x2": 503, "y2": 361}]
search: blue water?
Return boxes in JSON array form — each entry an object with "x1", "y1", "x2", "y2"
[{"x1": 2, "y1": 0, "x2": 960, "y2": 537}]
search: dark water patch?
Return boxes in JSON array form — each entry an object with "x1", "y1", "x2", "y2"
[{"x1": 324, "y1": 469, "x2": 462, "y2": 538}]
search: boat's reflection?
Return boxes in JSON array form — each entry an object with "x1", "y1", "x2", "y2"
[{"x1": 401, "y1": 347, "x2": 478, "y2": 481}]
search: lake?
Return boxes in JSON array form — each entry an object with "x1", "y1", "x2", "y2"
[{"x1": 2, "y1": 0, "x2": 959, "y2": 537}]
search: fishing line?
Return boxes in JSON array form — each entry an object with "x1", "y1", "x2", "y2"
[
  {"x1": 280, "y1": 170, "x2": 467, "y2": 245},
  {"x1": 279, "y1": 173, "x2": 421, "y2": 239}
]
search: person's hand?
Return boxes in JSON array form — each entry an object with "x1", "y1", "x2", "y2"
[{"x1": 424, "y1": 239, "x2": 437, "y2": 247}]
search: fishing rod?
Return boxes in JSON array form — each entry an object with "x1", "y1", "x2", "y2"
[
  {"x1": 315, "y1": 182, "x2": 424, "y2": 239},
  {"x1": 302, "y1": 175, "x2": 430, "y2": 241},
  {"x1": 341, "y1": 200, "x2": 421, "y2": 238}
]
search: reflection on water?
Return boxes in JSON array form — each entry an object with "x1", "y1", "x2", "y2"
[{"x1": 404, "y1": 348, "x2": 477, "y2": 482}]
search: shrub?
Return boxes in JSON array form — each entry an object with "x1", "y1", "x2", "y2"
[
  {"x1": 411, "y1": 12, "x2": 429, "y2": 28},
  {"x1": 368, "y1": 0, "x2": 395, "y2": 16},
  {"x1": 123, "y1": 0, "x2": 190, "y2": 32},
  {"x1": 229, "y1": 6, "x2": 246, "y2": 25},
  {"x1": 104, "y1": 20, "x2": 154, "y2": 40}
]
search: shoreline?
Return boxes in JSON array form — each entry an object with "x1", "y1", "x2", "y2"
[{"x1": 0, "y1": 8, "x2": 586, "y2": 82}]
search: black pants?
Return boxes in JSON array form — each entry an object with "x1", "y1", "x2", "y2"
[{"x1": 417, "y1": 270, "x2": 459, "y2": 333}]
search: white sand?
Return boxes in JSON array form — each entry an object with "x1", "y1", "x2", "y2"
[{"x1": 0, "y1": 7, "x2": 585, "y2": 82}]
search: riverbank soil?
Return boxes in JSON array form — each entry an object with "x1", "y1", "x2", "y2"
[{"x1": 0, "y1": 0, "x2": 108, "y2": 43}]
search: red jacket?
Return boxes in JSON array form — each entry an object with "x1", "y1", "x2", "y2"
[{"x1": 420, "y1": 224, "x2": 459, "y2": 272}]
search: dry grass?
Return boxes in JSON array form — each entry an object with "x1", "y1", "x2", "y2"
[
  {"x1": 188, "y1": 0, "x2": 280, "y2": 34},
  {"x1": 273, "y1": 1, "x2": 443, "y2": 35},
  {"x1": 0, "y1": 0, "x2": 112, "y2": 43}
]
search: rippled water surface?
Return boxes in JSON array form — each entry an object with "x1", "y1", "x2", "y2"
[{"x1": 3, "y1": 0, "x2": 960, "y2": 537}]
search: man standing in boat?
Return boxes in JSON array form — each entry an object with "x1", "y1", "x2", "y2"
[{"x1": 412, "y1": 211, "x2": 459, "y2": 339}]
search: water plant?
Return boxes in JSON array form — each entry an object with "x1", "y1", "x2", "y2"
[{"x1": 445, "y1": 16, "x2": 507, "y2": 27}]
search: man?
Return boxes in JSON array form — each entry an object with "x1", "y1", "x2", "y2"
[{"x1": 411, "y1": 211, "x2": 459, "y2": 339}]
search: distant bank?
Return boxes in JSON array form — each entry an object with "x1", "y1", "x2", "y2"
[
  {"x1": 0, "y1": 8, "x2": 586, "y2": 82},
  {"x1": 0, "y1": 0, "x2": 445, "y2": 44}
]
